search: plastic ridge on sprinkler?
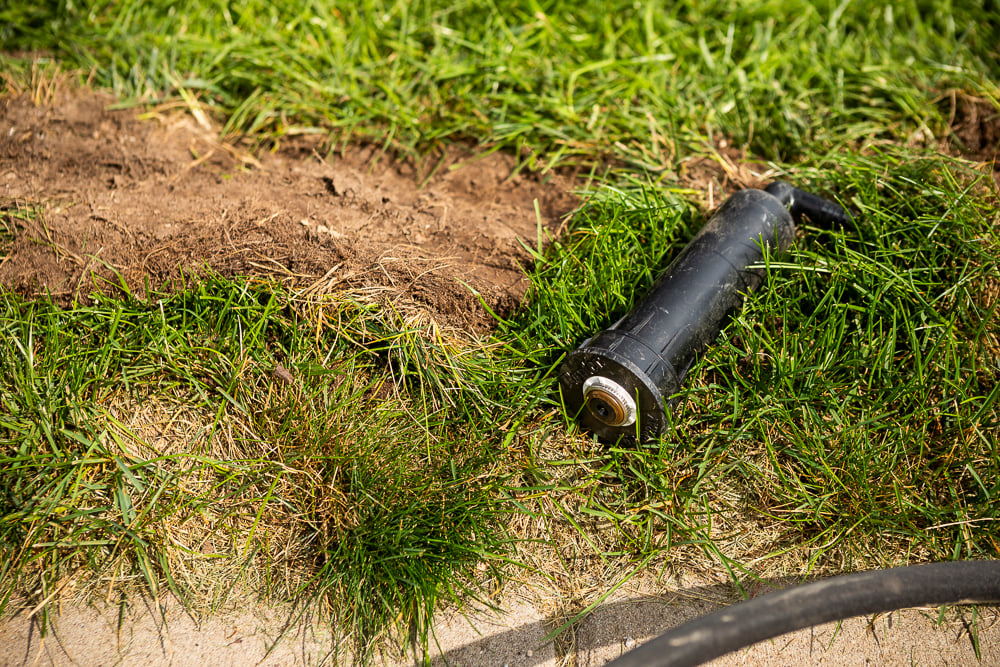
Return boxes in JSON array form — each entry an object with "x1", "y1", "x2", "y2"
[{"x1": 558, "y1": 181, "x2": 852, "y2": 444}]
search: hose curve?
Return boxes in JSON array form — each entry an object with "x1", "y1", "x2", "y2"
[{"x1": 607, "y1": 561, "x2": 1000, "y2": 667}]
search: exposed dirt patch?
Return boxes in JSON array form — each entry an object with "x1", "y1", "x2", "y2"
[
  {"x1": 676, "y1": 142, "x2": 763, "y2": 202},
  {"x1": 945, "y1": 92, "x2": 1000, "y2": 174},
  {"x1": 0, "y1": 89, "x2": 578, "y2": 330}
]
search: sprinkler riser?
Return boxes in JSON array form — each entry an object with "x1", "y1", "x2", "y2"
[{"x1": 559, "y1": 187, "x2": 796, "y2": 444}]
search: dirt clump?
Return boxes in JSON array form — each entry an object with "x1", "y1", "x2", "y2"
[
  {"x1": 0, "y1": 89, "x2": 578, "y2": 330},
  {"x1": 945, "y1": 92, "x2": 1000, "y2": 177}
]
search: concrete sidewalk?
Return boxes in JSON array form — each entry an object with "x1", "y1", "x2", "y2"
[{"x1": 2, "y1": 584, "x2": 997, "y2": 666}]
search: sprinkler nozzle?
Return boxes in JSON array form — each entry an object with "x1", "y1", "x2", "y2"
[{"x1": 582, "y1": 376, "x2": 637, "y2": 427}]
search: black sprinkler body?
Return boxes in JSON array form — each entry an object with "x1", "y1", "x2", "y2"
[{"x1": 558, "y1": 181, "x2": 850, "y2": 444}]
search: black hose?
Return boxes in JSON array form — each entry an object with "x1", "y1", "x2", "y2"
[
  {"x1": 764, "y1": 180, "x2": 854, "y2": 226},
  {"x1": 606, "y1": 561, "x2": 1000, "y2": 667}
]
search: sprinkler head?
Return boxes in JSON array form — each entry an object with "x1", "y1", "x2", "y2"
[
  {"x1": 582, "y1": 376, "x2": 637, "y2": 427},
  {"x1": 559, "y1": 182, "x2": 852, "y2": 444}
]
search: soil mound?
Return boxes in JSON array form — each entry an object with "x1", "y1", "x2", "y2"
[{"x1": 0, "y1": 89, "x2": 578, "y2": 330}]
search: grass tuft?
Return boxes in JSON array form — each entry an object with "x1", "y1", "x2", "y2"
[{"x1": 0, "y1": 280, "x2": 513, "y2": 654}]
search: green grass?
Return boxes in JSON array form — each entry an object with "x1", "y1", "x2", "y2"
[
  {"x1": 3, "y1": 1, "x2": 998, "y2": 163},
  {"x1": 2, "y1": 0, "x2": 1000, "y2": 660},
  {"x1": 0, "y1": 277, "x2": 518, "y2": 652},
  {"x1": 509, "y1": 155, "x2": 999, "y2": 569}
]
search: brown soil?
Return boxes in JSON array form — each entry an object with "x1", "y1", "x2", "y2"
[
  {"x1": 0, "y1": 89, "x2": 578, "y2": 330},
  {"x1": 950, "y1": 95, "x2": 1000, "y2": 160},
  {"x1": 945, "y1": 91, "x2": 1000, "y2": 174}
]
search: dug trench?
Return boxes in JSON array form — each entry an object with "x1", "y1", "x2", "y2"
[
  {"x1": 3, "y1": 86, "x2": 998, "y2": 331},
  {"x1": 0, "y1": 88, "x2": 578, "y2": 331}
]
